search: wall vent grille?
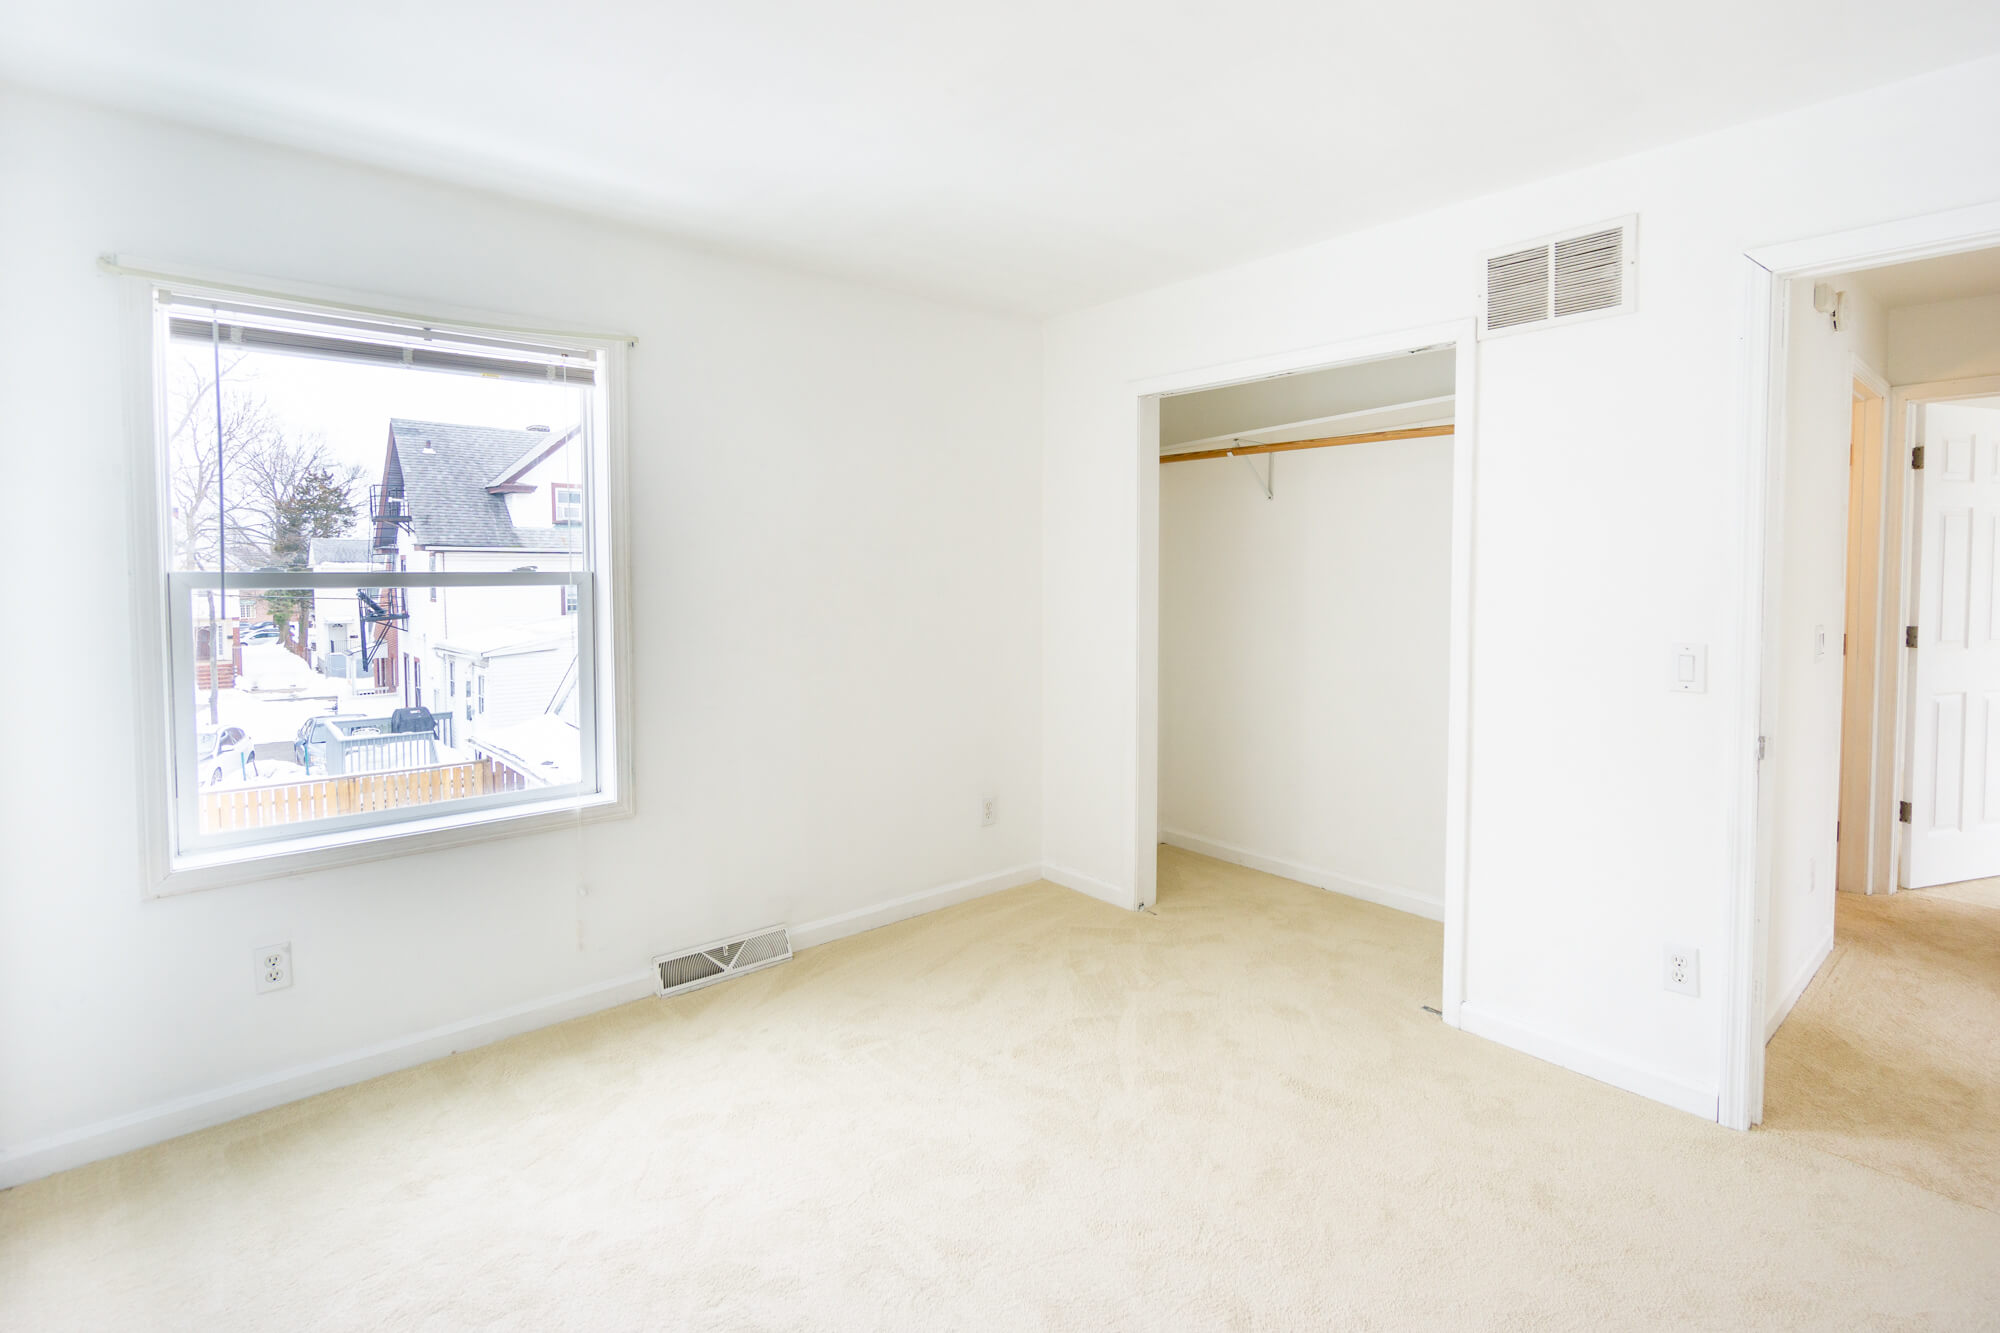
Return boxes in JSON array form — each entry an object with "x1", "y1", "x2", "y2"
[
  {"x1": 653, "y1": 926, "x2": 792, "y2": 998},
  {"x1": 1480, "y1": 217, "x2": 1636, "y2": 338}
]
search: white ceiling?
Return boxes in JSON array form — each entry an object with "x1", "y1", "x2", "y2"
[
  {"x1": 7, "y1": 1, "x2": 2000, "y2": 315},
  {"x1": 1845, "y1": 247, "x2": 2000, "y2": 308}
]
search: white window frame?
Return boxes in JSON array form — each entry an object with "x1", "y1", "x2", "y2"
[{"x1": 117, "y1": 261, "x2": 635, "y2": 895}]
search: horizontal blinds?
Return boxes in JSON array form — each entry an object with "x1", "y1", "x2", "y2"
[{"x1": 163, "y1": 296, "x2": 598, "y2": 385}]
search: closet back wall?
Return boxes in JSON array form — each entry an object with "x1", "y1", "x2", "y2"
[{"x1": 1158, "y1": 434, "x2": 1454, "y2": 918}]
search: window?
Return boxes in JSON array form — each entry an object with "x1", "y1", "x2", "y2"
[
  {"x1": 144, "y1": 281, "x2": 623, "y2": 881},
  {"x1": 552, "y1": 483, "x2": 583, "y2": 526}
]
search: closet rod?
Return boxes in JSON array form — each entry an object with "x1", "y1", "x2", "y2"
[{"x1": 1159, "y1": 423, "x2": 1453, "y2": 463}]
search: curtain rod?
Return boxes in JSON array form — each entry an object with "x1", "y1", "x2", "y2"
[{"x1": 1160, "y1": 423, "x2": 1453, "y2": 464}]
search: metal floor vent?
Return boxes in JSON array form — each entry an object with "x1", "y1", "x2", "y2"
[{"x1": 653, "y1": 926, "x2": 792, "y2": 997}]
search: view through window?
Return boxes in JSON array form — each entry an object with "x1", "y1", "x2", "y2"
[{"x1": 156, "y1": 291, "x2": 611, "y2": 861}]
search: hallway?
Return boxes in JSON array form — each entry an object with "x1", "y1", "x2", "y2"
[{"x1": 1763, "y1": 878, "x2": 2000, "y2": 1210}]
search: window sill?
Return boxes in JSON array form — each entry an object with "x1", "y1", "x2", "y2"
[{"x1": 150, "y1": 789, "x2": 632, "y2": 897}]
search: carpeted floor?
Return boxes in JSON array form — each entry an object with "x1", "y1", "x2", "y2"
[
  {"x1": 1762, "y1": 876, "x2": 2000, "y2": 1212},
  {"x1": 3, "y1": 847, "x2": 1998, "y2": 1330}
]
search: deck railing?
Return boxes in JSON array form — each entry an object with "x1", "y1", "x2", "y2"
[{"x1": 200, "y1": 759, "x2": 525, "y2": 832}]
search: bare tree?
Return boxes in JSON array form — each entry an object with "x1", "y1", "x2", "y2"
[{"x1": 165, "y1": 352, "x2": 364, "y2": 681}]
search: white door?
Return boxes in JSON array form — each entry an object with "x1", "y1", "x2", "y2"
[{"x1": 1903, "y1": 399, "x2": 2000, "y2": 888}]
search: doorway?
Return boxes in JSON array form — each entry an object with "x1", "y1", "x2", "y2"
[
  {"x1": 1133, "y1": 322, "x2": 1476, "y2": 1024},
  {"x1": 1737, "y1": 211, "x2": 2000, "y2": 1186}
]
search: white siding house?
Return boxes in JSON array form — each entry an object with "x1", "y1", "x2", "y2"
[{"x1": 371, "y1": 419, "x2": 584, "y2": 725}]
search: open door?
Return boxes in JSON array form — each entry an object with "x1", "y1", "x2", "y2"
[{"x1": 1903, "y1": 399, "x2": 2000, "y2": 888}]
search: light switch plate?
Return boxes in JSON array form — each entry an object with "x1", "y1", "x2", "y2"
[{"x1": 1670, "y1": 643, "x2": 1707, "y2": 693}]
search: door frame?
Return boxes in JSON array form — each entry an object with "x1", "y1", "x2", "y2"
[
  {"x1": 1894, "y1": 374, "x2": 2000, "y2": 888},
  {"x1": 1728, "y1": 199, "x2": 2000, "y2": 1131},
  {"x1": 1130, "y1": 319, "x2": 1478, "y2": 1026},
  {"x1": 1836, "y1": 366, "x2": 1892, "y2": 899}
]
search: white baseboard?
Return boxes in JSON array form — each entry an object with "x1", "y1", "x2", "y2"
[
  {"x1": 1040, "y1": 861, "x2": 1132, "y2": 908},
  {"x1": 1161, "y1": 828, "x2": 1443, "y2": 922},
  {"x1": 1457, "y1": 1002, "x2": 1719, "y2": 1121},
  {"x1": 789, "y1": 862, "x2": 1044, "y2": 950},
  {"x1": 1765, "y1": 929, "x2": 1836, "y2": 1042},
  {"x1": 0, "y1": 966, "x2": 658, "y2": 1191},
  {"x1": 0, "y1": 860, "x2": 1047, "y2": 1191}
]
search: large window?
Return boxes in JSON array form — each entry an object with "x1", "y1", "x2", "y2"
[{"x1": 143, "y1": 282, "x2": 624, "y2": 878}]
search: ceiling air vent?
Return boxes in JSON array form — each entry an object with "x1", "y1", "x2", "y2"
[
  {"x1": 653, "y1": 925, "x2": 792, "y2": 998},
  {"x1": 1479, "y1": 216, "x2": 1636, "y2": 339}
]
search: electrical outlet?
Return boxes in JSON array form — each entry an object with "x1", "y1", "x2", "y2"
[
  {"x1": 255, "y1": 942, "x2": 292, "y2": 994},
  {"x1": 980, "y1": 796, "x2": 998, "y2": 828},
  {"x1": 1663, "y1": 944, "x2": 1699, "y2": 997}
]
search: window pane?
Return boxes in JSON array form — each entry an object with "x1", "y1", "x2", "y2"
[
  {"x1": 180, "y1": 581, "x2": 582, "y2": 839},
  {"x1": 160, "y1": 320, "x2": 592, "y2": 579}
]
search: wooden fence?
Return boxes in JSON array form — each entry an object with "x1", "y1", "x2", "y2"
[{"x1": 200, "y1": 759, "x2": 525, "y2": 833}]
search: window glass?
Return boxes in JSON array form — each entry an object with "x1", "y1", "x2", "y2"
[{"x1": 156, "y1": 292, "x2": 608, "y2": 863}]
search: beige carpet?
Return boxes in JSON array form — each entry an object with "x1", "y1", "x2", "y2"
[
  {"x1": 1763, "y1": 876, "x2": 2000, "y2": 1212},
  {"x1": 4, "y1": 847, "x2": 1998, "y2": 1330}
]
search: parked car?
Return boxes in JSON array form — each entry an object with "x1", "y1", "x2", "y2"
[
  {"x1": 197, "y1": 726, "x2": 252, "y2": 787},
  {"x1": 293, "y1": 715, "x2": 339, "y2": 772},
  {"x1": 242, "y1": 625, "x2": 281, "y2": 645}
]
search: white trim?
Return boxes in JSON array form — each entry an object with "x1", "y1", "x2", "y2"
[
  {"x1": 1457, "y1": 1002, "x2": 1719, "y2": 1120},
  {"x1": 1160, "y1": 829, "x2": 1443, "y2": 921},
  {"x1": 789, "y1": 863, "x2": 1044, "y2": 950},
  {"x1": 1729, "y1": 198, "x2": 2000, "y2": 1133},
  {"x1": 1132, "y1": 319, "x2": 1476, "y2": 1027},
  {"x1": 1041, "y1": 861, "x2": 1132, "y2": 908},
  {"x1": 1764, "y1": 929, "x2": 1835, "y2": 1042},
  {"x1": 0, "y1": 860, "x2": 1049, "y2": 1189}
]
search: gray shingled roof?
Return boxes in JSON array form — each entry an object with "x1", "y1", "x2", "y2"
[
  {"x1": 389, "y1": 420, "x2": 579, "y2": 551},
  {"x1": 309, "y1": 537, "x2": 374, "y2": 565}
]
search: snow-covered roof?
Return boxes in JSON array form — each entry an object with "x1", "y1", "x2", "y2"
[
  {"x1": 433, "y1": 619, "x2": 575, "y2": 662},
  {"x1": 468, "y1": 714, "x2": 580, "y2": 787}
]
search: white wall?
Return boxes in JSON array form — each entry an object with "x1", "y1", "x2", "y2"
[
  {"x1": 1765, "y1": 276, "x2": 1885, "y2": 1031},
  {"x1": 1159, "y1": 435, "x2": 1453, "y2": 918},
  {"x1": 1042, "y1": 53, "x2": 2000, "y2": 1116},
  {"x1": 1887, "y1": 292, "x2": 2000, "y2": 385},
  {"x1": 0, "y1": 85, "x2": 1044, "y2": 1180}
]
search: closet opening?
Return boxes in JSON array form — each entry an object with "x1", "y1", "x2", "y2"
[{"x1": 1139, "y1": 332, "x2": 1471, "y2": 1021}]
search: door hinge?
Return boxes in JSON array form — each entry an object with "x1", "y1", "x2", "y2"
[
  {"x1": 1757, "y1": 735, "x2": 1768, "y2": 762},
  {"x1": 1912, "y1": 445, "x2": 1926, "y2": 469},
  {"x1": 1899, "y1": 800, "x2": 1913, "y2": 824},
  {"x1": 1907, "y1": 625, "x2": 1919, "y2": 648}
]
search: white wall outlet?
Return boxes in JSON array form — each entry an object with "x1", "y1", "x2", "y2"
[
  {"x1": 1663, "y1": 944, "x2": 1699, "y2": 997},
  {"x1": 980, "y1": 796, "x2": 998, "y2": 827},
  {"x1": 1669, "y1": 643, "x2": 1706, "y2": 693},
  {"x1": 255, "y1": 942, "x2": 293, "y2": 994}
]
